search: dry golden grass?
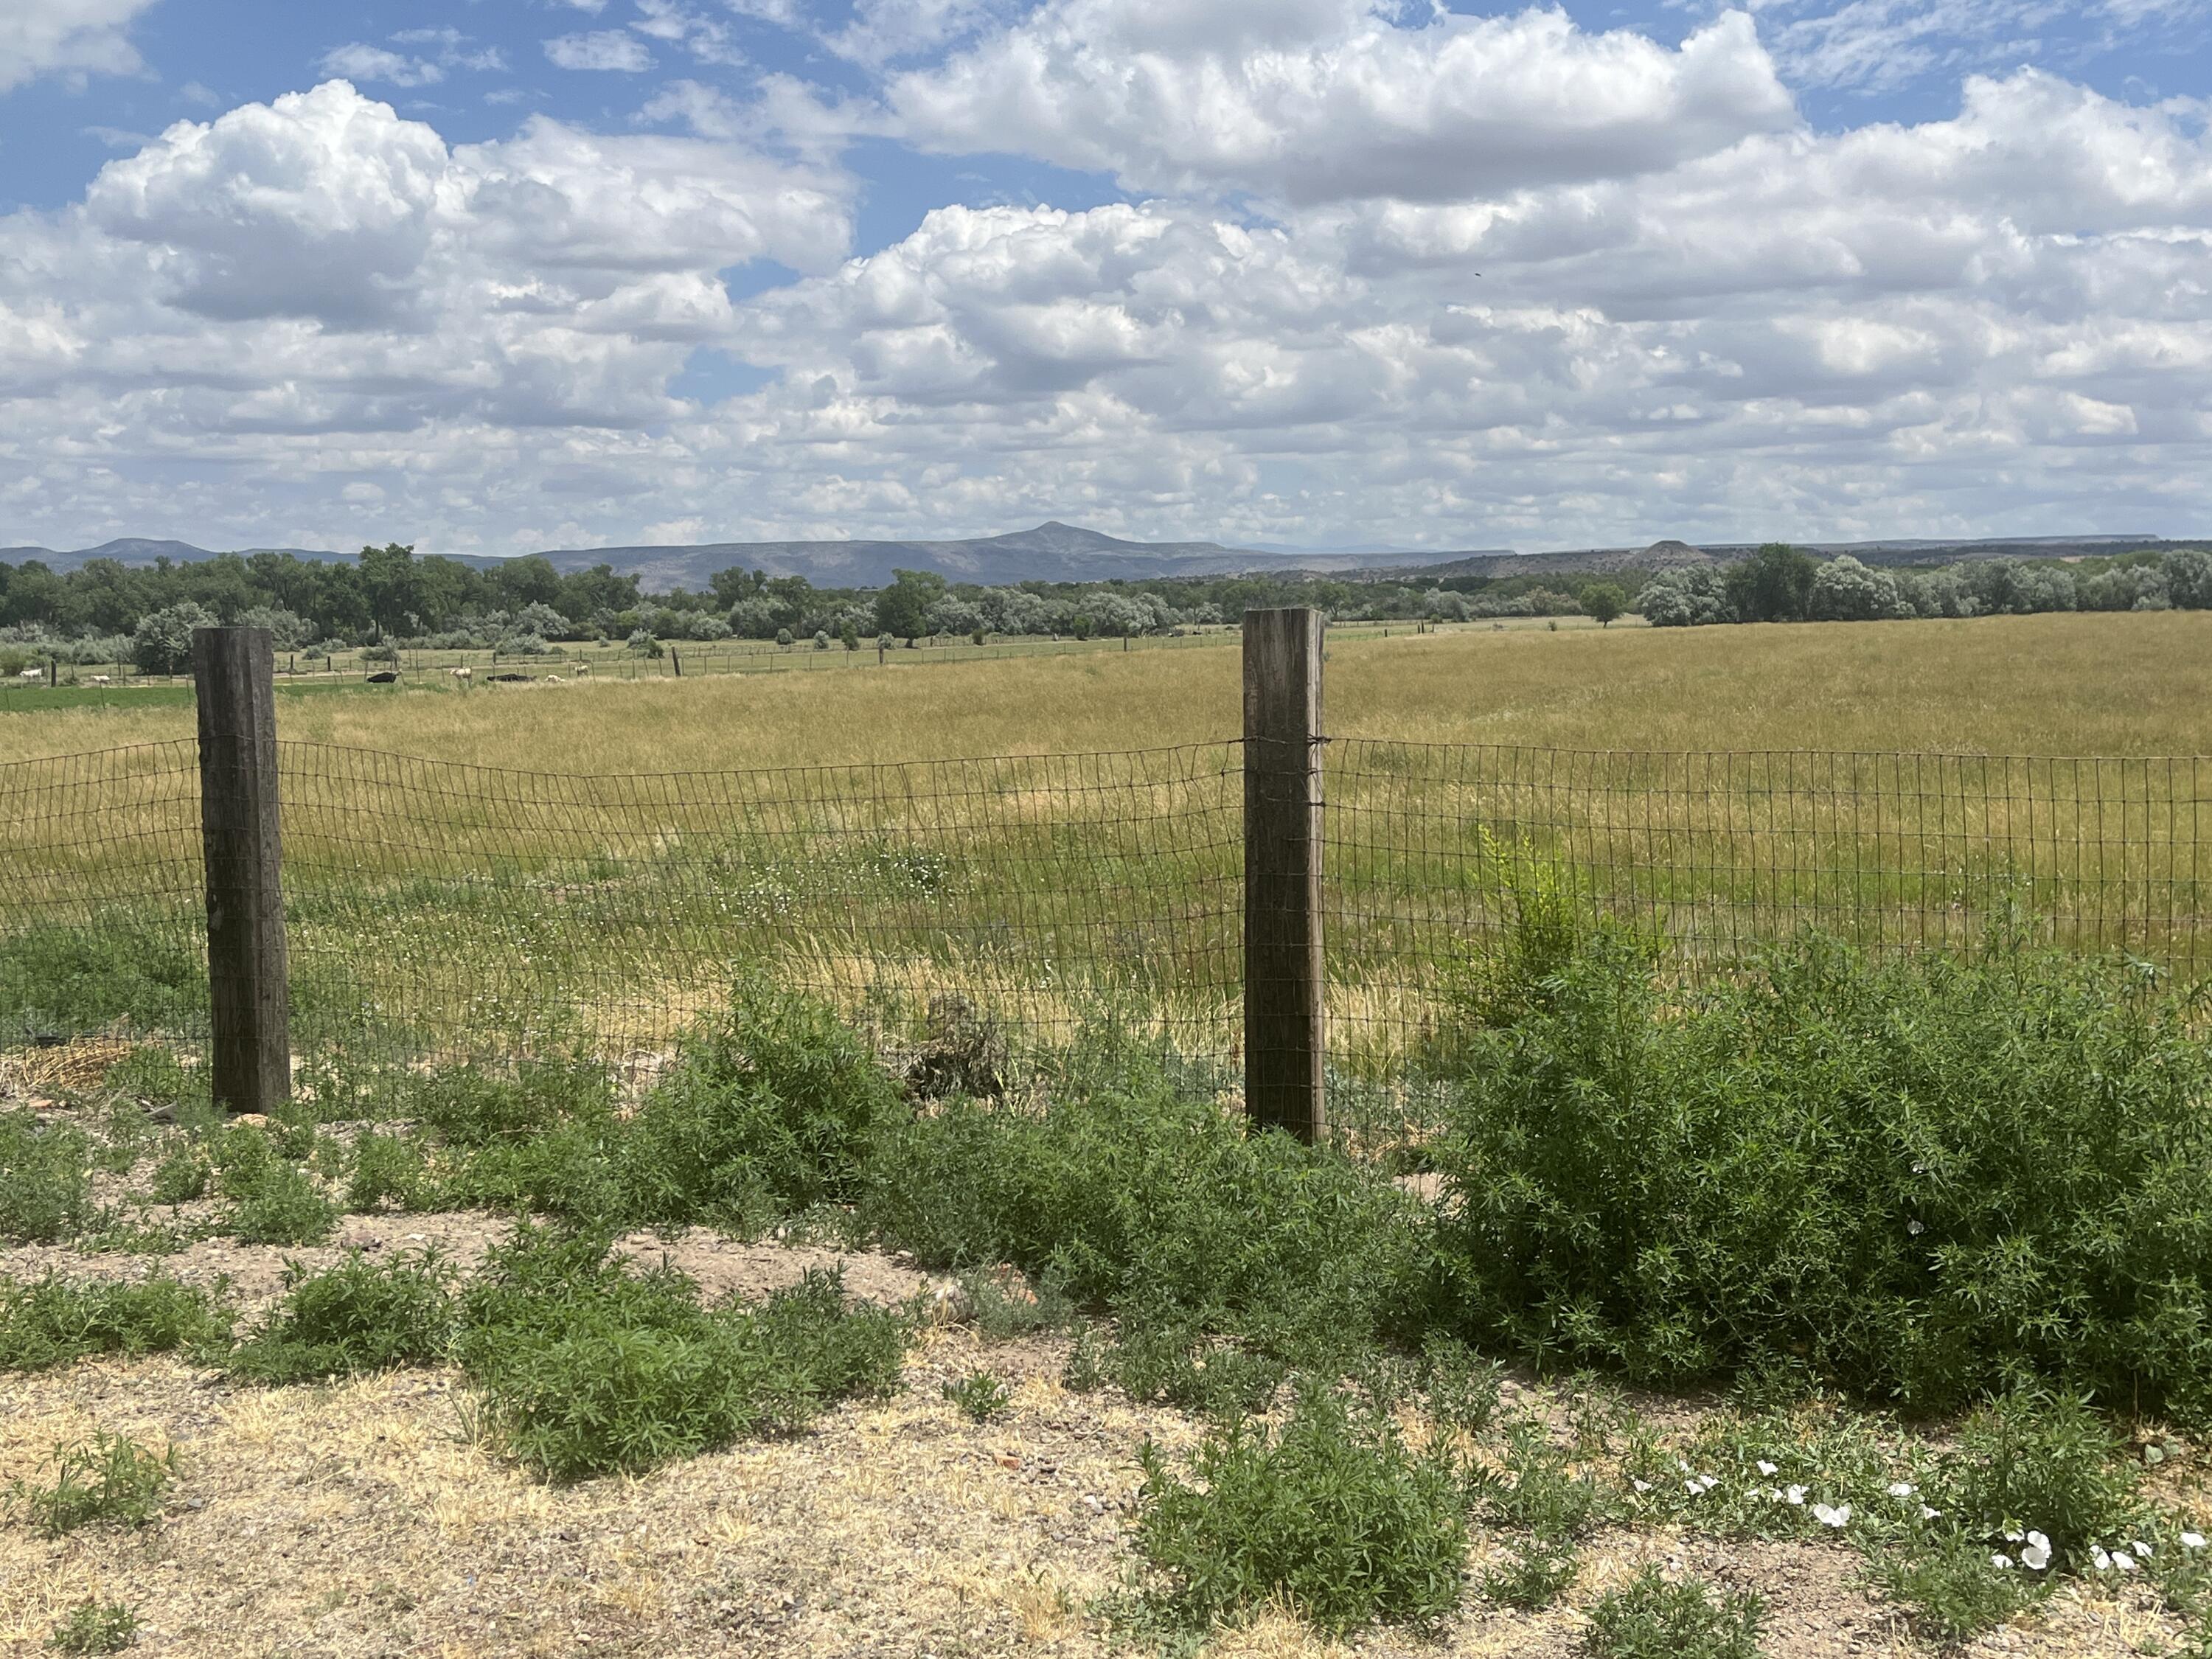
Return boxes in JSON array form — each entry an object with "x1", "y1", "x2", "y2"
[
  {"x1": 4, "y1": 611, "x2": 2209, "y2": 772},
  {"x1": 0, "y1": 1335, "x2": 2181, "y2": 1659}
]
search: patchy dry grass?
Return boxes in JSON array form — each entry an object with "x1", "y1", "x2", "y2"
[{"x1": 0, "y1": 1329, "x2": 2197, "y2": 1658}]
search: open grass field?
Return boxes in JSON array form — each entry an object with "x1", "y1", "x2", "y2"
[
  {"x1": 6, "y1": 611, "x2": 2212, "y2": 1082},
  {"x1": 1, "y1": 610, "x2": 2207, "y2": 768}
]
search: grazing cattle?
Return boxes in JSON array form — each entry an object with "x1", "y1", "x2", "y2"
[
  {"x1": 88, "y1": 675, "x2": 111, "y2": 686},
  {"x1": 16, "y1": 667, "x2": 40, "y2": 680},
  {"x1": 450, "y1": 666, "x2": 473, "y2": 681},
  {"x1": 366, "y1": 670, "x2": 400, "y2": 684},
  {"x1": 487, "y1": 672, "x2": 532, "y2": 683}
]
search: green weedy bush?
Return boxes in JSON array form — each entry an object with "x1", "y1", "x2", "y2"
[
  {"x1": 345, "y1": 1130, "x2": 442, "y2": 1213},
  {"x1": 1863, "y1": 1530, "x2": 2034, "y2": 1644},
  {"x1": 411, "y1": 1057, "x2": 613, "y2": 1148},
  {"x1": 6, "y1": 1430, "x2": 176, "y2": 1535},
  {"x1": 453, "y1": 1228, "x2": 908, "y2": 1483},
  {"x1": 1935, "y1": 1389, "x2": 2143, "y2": 1569},
  {"x1": 863, "y1": 1040, "x2": 1433, "y2": 1368},
  {"x1": 148, "y1": 1146, "x2": 211, "y2": 1205},
  {"x1": 46, "y1": 1599, "x2": 138, "y2": 1655},
  {"x1": 1133, "y1": 1380, "x2": 1469, "y2": 1635},
  {"x1": 943, "y1": 1371, "x2": 1010, "y2": 1422},
  {"x1": 1433, "y1": 928, "x2": 2212, "y2": 1416},
  {"x1": 0, "y1": 1275, "x2": 230, "y2": 1371},
  {"x1": 616, "y1": 973, "x2": 901, "y2": 1230},
  {"x1": 229, "y1": 1161, "x2": 337, "y2": 1246},
  {"x1": 0, "y1": 919, "x2": 204, "y2": 1040},
  {"x1": 1584, "y1": 1568, "x2": 1764, "y2": 1659},
  {"x1": 227, "y1": 1251, "x2": 455, "y2": 1384},
  {"x1": 445, "y1": 1121, "x2": 622, "y2": 1223},
  {"x1": 0, "y1": 1109, "x2": 94, "y2": 1242}
]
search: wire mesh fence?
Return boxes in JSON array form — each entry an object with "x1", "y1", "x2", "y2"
[{"x1": 5, "y1": 734, "x2": 2210, "y2": 1124}]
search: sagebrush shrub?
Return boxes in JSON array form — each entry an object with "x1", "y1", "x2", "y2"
[
  {"x1": 227, "y1": 1250, "x2": 455, "y2": 1384},
  {"x1": 1133, "y1": 1380, "x2": 1468, "y2": 1635},
  {"x1": 0, "y1": 1274, "x2": 230, "y2": 1371},
  {"x1": 1433, "y1": 928, "x2": 2212, "y2": 1417}
]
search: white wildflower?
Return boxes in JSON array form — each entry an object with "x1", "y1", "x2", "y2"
[
  {"x1": 2114, "y1": 1550, "x2": 2139, "y2": 1573},
  {"x1": 1784, "y1": 1485, "x2": 1806, "y2": 1506},
  {"x1": 2021, "y1": 1534, "x2": 2051, "y2": 1571},
  {"x1": 2092, "y1": 1545, "x2": 2113, "y2": 1571},
  {"x1": 1632, "y1": 1478, "x2": 1651, "y2": 1494},
  {"x1": 1921, "y1": 1505, "x2": 1941, "y2": 1520},
  {"x1": 1813, "y1": 1503, "x2": 1852, "y2": 1528},
  {"x1": 1756, "y1": 1461, "x2": 1778, "y2": 1477},
  {"x1": 2133, "y1": 1540, "x2": 2154, "y2": 1557},
  {"x1": 1887, "y1": 1482, "x2": 1916, "y2": 1498},
  {"x1": 1907, "y1": 1220, "x2": 1925, "y2": 1236},
  {"x1": 2182, "y1": 1532, "x2": 2205, "y2": 1550},
  {"x1": 1992, "y1": 1554, "x2": 2012, "y2": 1570}
]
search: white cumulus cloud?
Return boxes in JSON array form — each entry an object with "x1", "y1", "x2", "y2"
[
  {"x1": 0, "y1": 0, "x2": 161, "y2": 92},
  {"x1": 544, "y1": 29, "x2": 654, "y2": 72},
  {"x1": 889, "y1": 2, "x2": 1798, "y2": 202}
]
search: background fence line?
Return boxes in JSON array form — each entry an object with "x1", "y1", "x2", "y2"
[{"x1": 4, "y1": 620, "x2": 2209, "y2": 1136}]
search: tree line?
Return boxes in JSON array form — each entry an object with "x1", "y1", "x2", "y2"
[
  {"x1": 1639, "y1": 543, "x2": 2212, "y2": 627},
  {"x1": 0, "y1": 544, "x2": 1632, "y2": 673}
]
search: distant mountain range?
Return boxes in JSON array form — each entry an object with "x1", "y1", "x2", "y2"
[{"x1": 1, "y1": 525, "x2": 2192, "y2": 589}]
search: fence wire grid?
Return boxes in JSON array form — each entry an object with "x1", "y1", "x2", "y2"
[{"x1": 5, "y1": 737, "x2": 2210, "y2": 1113}]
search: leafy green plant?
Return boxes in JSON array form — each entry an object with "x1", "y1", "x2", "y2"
[
  {"x1": 1433, "y1": 927, "x2": 2212, "y2": 1417},
  {"x1": 1422, "y1": 1333, "x2": 1506, "y2": 1436},
  {"x1": 210, "y1": 1123, "x2": 277, "y2": 1197},
  {"x1": 47, "y1": 1599, "x2": 137, "y2": 1655},
  {"x1": 147, "y1": 1146, "x2": 210, "y2": 1205},
  {"x1": 616, "y1": 973, "x2": 900, "y2": 1231},
  {"x1": 226, "y1": 1250, "x2": 455, "y2": 1383},
  {"x1": 1584, "y1": 1568, "x2": 1763, "y2": 1659},
  {"x1": 943, "y1": 1371, "x2": 1010, "y2": 1422},
  {"x1": 1133, "y1": 1381, "x2": 1468, "y2": 1635},
  {"x1": 7, "y1": 1431, "x2": 176, "y2": 1535},
  {"x1": 0, "y1": 1274, "x2": 230, "y2": 1371},
  {"x1": 0, "y1": 1109, "x2": 94, "y2": 1242},
  {"x1": 956, "y1": 1265, "x2": 1070, "y2": 1341},
  {"x1": 453, "y1": 1230, "x2": 907, "y2": 1483},
  {"x1": 344, "y1": 1130, "x2": 441, "y2": 1212},
  {"x1": 1936, "y1": 1389, "x2": 2142, "y2": 1569},
  {"x1": 409, "y1": 1057, "x2": 611, "y2": 1149},
  {"x1": 229, "y1": 1160, "x2": 337, "y2": 1245},
  {"x1": 1862, "y1": 1528, "x2": 2034, "y2": 1643},
  {"x1": 862, "y1": 1034, "x2": 1432, "y2": 1372}
]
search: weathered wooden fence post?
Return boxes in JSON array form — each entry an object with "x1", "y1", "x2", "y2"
[
  {"x1": 1243, "y1": 608, "x2": 1325, "y2": 1142},
  {"x1": 192, "y1": 626, "x2": 291, "y2": 1114}
]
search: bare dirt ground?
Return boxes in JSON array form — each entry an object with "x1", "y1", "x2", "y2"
[{"x1": 1, "y1": 1309, "x2": 2194, "y2": 1658}]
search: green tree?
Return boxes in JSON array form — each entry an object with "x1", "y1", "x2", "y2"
[
  {"x1": 131, "y1": 602, "x2": 219, "y2": 674},
  {"x1": 1723, "y1": 544, "x2": 1817, "y2": 623},
  {"x1": 873, "y1": 568, "x2": 947, "y2": 641},
  {"x1": 1581, "y1": 583, "x2": 1627, "y2": 627}
]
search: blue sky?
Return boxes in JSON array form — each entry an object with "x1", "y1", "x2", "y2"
[{"x1": 1, "y1": 0, "x2": 2210, "y2": 554}]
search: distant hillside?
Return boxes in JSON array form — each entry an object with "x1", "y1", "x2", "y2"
[
  {"x1": 1396, "y1": 534, "x2": 2182, "y2": 581},
  {"x1": 2, "y1": 526, "x2": 2196, "y2": 589},
  {"x1": 518, "y1": 522, "x2": 1440, "y2": 588}
]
